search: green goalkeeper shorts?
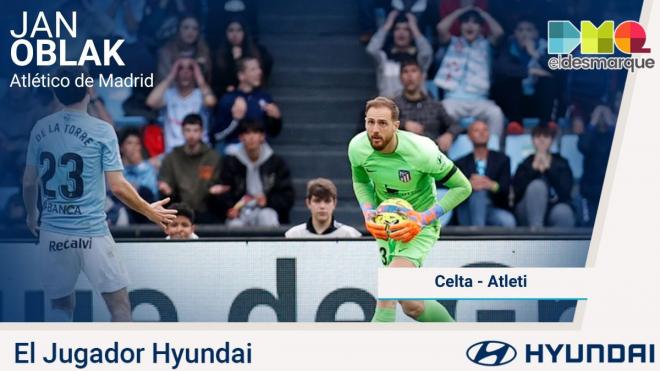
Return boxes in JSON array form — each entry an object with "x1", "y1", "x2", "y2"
[{"x1": 376, "y1": 222, "x2": 440, "y2": 267}]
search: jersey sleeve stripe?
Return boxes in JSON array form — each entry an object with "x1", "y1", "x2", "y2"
[{"x1": 437, "y1": 164, "x2": 457, "y2": 184}]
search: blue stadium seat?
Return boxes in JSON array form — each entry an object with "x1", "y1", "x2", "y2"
[
  {"x1": 448, "y1": 134, "x2": 500, "y2": 160},
  {"x1": 505, "y1": 134, "x2": 559, "y2": 174},
  {"x1": 560, "y1": 134, "x2": 583, "y2": 179}
]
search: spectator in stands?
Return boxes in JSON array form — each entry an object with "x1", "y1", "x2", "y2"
[
  {"x1": 391, "y1": 0, "x2": 439, "y2": 40},
  {"x1": 157, "y1": 14, "x2": 212, "y2": 83},
  {"x1": 493, "y1": 18, "x2": 557, "y2": 130},
  {"x1": 434, "y1": 7, "x2": 505, "y2": 139},
  {"x1": 165, "y1": 203, "x2": 199, "y2": 239},
  {"x1": 366, "y1": 10, "x2": 432, "y2": 98},
  {"x1": 438, "y1": 0, "x2": 489, "y2": 37},
  {"x1": 455, "y1": 121, "x2": 516, "y2": 227},
  {"x1": 211, "y1": 57, "x2": 282, "y2": 153},
  {"x1": 564, "y1": 69, "x2": 623, "y2": 135},
  {"x1": 59, "y1": 0, "x2": 115, "y2": 56},
  {"x1": 147, "y1": 57, "x2": 217, "y2": 153},
  {"x1": 89, "y1": 0, "x2": 154, "y2": 75},
  {"x1": 205, "y1": 0, "x2": 261, "y2": 49},
  {"x1": 91, "y1": 0, "x2": 145, "y2": 43},
  {"x1": 513, "y1": 125, "x2": 575, "y2": 227},
  {"x1": 213, "y1": 18, "x2": 273, "y2": 95},
  {"x1": 140, "y1": 0, "x2": 189, "y2": 52},
  {"x1": 285, "y1": 178, "x2": 361, "y2": 238},
  {"x1": 119, "y1": 128, "x2": 159, "y2": 223},
  {"x1": 158, "y1": 114, "x2": 222, "y2": 221},
  {"x1": 393, "y1": 59, "x2": 461, "y2": 153},
  {"x1": 577, "y1": 104, "x2": 616, "y2": 226},
  {"x1": 215, "y1": 119, "x2": 294, "y2": 226}
]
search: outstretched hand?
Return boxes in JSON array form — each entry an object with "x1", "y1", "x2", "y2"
[{"x1": 148, "y1": 197, "x2": 178, "y2": 230}]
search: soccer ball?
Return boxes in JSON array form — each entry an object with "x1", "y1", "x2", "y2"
[{"x1": 373, "y1": 198, "x2": 413, "y2": 226}]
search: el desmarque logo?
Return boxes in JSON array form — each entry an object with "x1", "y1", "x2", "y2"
[
  {"x1": 546, "y1": 20, "x2": 654, "y2": 72},
  {"x1": 548, "y1": 20, "x2": 651, "y2": 54}
]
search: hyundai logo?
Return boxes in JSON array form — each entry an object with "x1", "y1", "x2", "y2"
[{"x1": 466, "y1": 340, "x2": 517, "y2": 366}]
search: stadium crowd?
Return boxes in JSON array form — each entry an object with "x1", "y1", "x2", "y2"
[{"x1": 0, "y1": 0, "x2": 637, "y2": 236}]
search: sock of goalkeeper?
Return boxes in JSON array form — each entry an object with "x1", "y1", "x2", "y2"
[
  {"x1": 371, "y1": 306, "x2": 396, "y2": 322},
  {"x1": 415, "y1": 300, "x2": 454, "y2": 322}
]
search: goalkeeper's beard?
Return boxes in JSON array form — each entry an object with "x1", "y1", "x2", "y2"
[{"x1": 368, "y1": 133, "x2": 393, "y2": 151}]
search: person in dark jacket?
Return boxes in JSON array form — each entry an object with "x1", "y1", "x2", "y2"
[
  {"x1": 513, "y1": 125, "x2": 575, "y2": 227},
  {"x1": 492, "y1": 19, "x2": 558, "y2": 125},
  {"x1": 212, "y1": 18, "x2": 273, "y2": 96},
  {"x1": 214, "y1": 119, "x2": 294, "y2": 225},
  {"x1": 211, "y1": 57, "x2": 282, "y2": 153},
  {"x1": 393, "y1": 59, "x2": 461, "y2": 153},
  {"x1": 158, "y1": 114, "x2": 221, "y2": 222},
  {"x1": 455, "y1": 121, "x2": 515, "y2": 227},
  {"x1": 578, "y1": 104, "x2": 616, "y2": 226}
]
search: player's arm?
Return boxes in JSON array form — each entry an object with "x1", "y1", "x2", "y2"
[
  {"x1": 351, "y1": 165, "x2": 388, "y2": 240},
  {"x1": 390, "y1": 147, "x2": 472, "y2": 242},
  {"x1": 101, "y1": 124, "x2": 176, "y2": 229},
  {"x1": 417, "y1": 143, "x2": 472, "y2": 221},
  {"x1": 146, "y1": 59, "x2": 179, "y2": 109},
  {"x1": 106, "y1": 171, "x2": 177, "y2": 229},
  {"x1": 434, "y1": 165, "x2": 472, "y2": 214},
  {"x1": 349, "y1": 137, "x2": 388, "y2": 240},
  {"x1": 348, "y1": 136, "x2": 377, "y2": 214},
  {"x1": 412, "y1": 164, "x2": 472, "y2": 227},
  {"x1": 22, "y1": 164, "x2": 40, "y2": 236},
  {"x1": 351, "y1": 165, "x2": 376, "y2": 213}
]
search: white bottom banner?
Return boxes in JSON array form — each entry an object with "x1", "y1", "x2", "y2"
[{"x1": 0, "y1": 239, "x2": 588, "y2": 322}]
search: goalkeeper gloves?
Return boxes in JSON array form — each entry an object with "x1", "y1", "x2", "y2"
[
  {"x1": 389, "y1": 205, "x2": 445, "y2": 243},
  {"x1": 362, "y1": 207, "x2": 389, "y2": 240}
]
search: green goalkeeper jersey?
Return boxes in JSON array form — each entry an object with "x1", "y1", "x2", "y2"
[{"x1": 348, "y1": 130, "x2": 471, "y2": 213}]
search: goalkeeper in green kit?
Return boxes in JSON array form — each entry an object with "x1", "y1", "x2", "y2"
[{"x1": 348, "y1": 97, "x2": 472, "y2": 322}]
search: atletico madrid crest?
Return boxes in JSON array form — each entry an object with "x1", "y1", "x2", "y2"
[{"x1": 399, "y1": 170, "x2": 411, "y2": 183}]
